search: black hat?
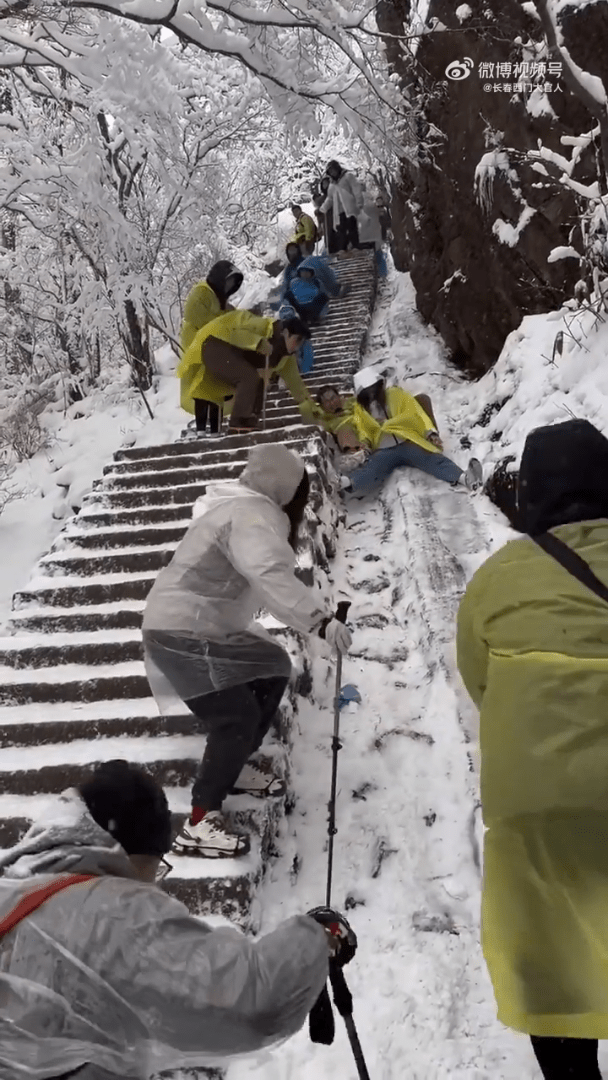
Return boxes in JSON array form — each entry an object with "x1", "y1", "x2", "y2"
[
  {"x1": 206, "y1": 260, "x2": 244, "y2": 301},
  {"x1": 79, "y1": 760, "x2": 172, "y2": 857},
  {"x1": 519, "y1": 419, "x2": 608, "y2": 535}
]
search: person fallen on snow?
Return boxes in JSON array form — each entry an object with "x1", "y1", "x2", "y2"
[
  {"x1": 457, "y1": 418, "x2": 608, "y2": 1080},
  {"x1": 142, "y1": 443, "x2": 353, "y2": 859},
  {"x1": 176, "y1": 308, "x2": 315, "y2": 434},
  {"x1": 0, "y1": 759, "x2": 354, "y2": 1079},
  {"x1": 310, "y1": 371, "x2": 482, "y2": 496},
  {"x1": 179, "y1": 260, "x2": 244, "y2": 435}
]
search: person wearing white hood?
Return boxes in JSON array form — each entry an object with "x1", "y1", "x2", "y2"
[{"x1": 142, "y1": 443, "x2": 353, "y2": 858}]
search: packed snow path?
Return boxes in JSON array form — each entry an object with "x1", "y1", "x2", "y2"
[
  {"x1": 0, "y1": 251, "x2": 377, "y2": 931},
  {"x1": 227, "y1": 277, "x2": 547, "y2": 1080}
]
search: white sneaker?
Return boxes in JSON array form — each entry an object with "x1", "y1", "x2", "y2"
[
  {"x1": 231, "y1": 761, "x2": 286, "y2": 798},
  {"x1": 463, "y1": 458, "x2": 483, "y2": 491},
  {"x1": 172, "y1": 812, "x2": 250, "y2": 858}
]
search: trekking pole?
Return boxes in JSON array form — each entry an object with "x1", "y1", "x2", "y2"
[
  {"x1": 261, "y1": 353, "x2": 270, "y2": 431},
  {"x1": 329, "y1": 961, "x2": 371, "y2": 1080},
  {"x1": 326, "y1": 599, "x2": 350, "y2": 908}
]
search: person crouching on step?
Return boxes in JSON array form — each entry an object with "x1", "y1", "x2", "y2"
[
  {"x1": 142, "y1": 443, "x2": 353, "y2": 859},
  {"x1": 316, "y1": 370, "x2": 483, "y2": 498}
]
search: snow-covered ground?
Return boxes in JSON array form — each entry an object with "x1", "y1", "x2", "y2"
[
  {"x1": 3, "y1": 262, "x2": 608, "y2": 1077},
  {"x1": 227, "y1": 276, "x2": 608, "y2": 1080}
]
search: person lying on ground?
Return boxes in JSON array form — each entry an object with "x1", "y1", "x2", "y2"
[
  {"x1": 284, "y1": 254, "x2": 350, "y2": 326},
  {"x1": 289, "y1": 203, "x2": 317, "y2": 256},
  {"x1": 176, "y1": 309, "x2": 315, "y2": 434},
  {"x1": 0, "y1": 759, "x2": 353, "y2": 1079},
  {"x1": 457, "y1": 418, "x2": 608, "y2": 1080},
  {"x1": 321, "y1": 160, "x2": 364, "y2": 254},
  {"x1": 179, "y1": 261, "x2": 243, "y2": 434},
  {"x1": 143, "y1": 444, "x2": 353, "y2": 859},
  {"x1": 311, "y1": 371, "x2": 482, "y2": 496}
]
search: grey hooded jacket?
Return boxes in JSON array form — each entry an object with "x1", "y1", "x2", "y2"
[
  {"x1": 0, "y1": 790, "x2": 329, "y2": 1080},
  {"x1": 142, "y1": 444, "x2": 329, "y2": 640}
]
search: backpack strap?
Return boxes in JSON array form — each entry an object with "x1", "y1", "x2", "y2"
[
  {"x1": 0, "y1": 874, "x2": 96, "y2": 941},
  {"x1": 533, "y1": 531, "x2": 608, "y2": 605}
]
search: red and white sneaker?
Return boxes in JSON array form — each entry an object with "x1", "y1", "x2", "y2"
[{"x1": 172, "y1": 812, "x2": 250, "y2": 858}]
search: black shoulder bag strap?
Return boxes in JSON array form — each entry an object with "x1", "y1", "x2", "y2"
[{"x1": 533, "y1": 531, "x2": 608, "y2": 605}]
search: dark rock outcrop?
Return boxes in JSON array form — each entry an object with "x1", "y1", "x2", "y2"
[{"x1": 377, "y1": 0, "x2": 608, "y2": 375}]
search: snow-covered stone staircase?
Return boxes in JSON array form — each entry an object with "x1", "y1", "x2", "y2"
[{"x1": 0, "y1": 251, "x2": 377, "y2": 931}]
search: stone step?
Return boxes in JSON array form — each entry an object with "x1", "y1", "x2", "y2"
[
  {"x1": 13, "y1": 575, "x2": 154, "y2": 610},
  {"x1": 40, "y1": 547, "x2": 173, "y2": 578},
  {"x1": 67, "y1": 524, "x2": 188, "y2": 549},
  {"x1": 77, "y1": 504, "x2": 193, "y2": 528},
  {"x1": 0, "y1": 666, "x2": 150, "y2": 706},
  {"x1": 9, "y1": 608, "x2": 144, "y2": 634},
  {"x1": 104, "y1": 437, "x2": 315, "y2": 477},
  {"x1": 114, "y1": 423, "x2": 317, "y2": 466},
  {"x1": 0, "y1": 634, "x2": 144, "y2": 672},
  {"x1": 0, "y1": 795, "x2": 283, "y2": 926}
]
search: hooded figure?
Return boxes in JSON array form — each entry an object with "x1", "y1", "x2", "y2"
[
  {"x1": 143, "y1": 443, "x2": 352, "y2": 857},
  {"x1": 286, "y1": 254, "x2": 344, "y2": 327},
  {"x1": 321, "y1": 161, "x2": 364, "y2": 253},
  {"x1": 0, "y1": 762, "x2": 332, "y2": 1080},
  {"x1": 457, "y1": 419, "x2": 608, "y2": 1078},
  {"x1": 179, "y1": 261, "x2": 244, "y2": 432},
  {"x1": 176, "y1": 309, "x2": 315, "y2": 434}
]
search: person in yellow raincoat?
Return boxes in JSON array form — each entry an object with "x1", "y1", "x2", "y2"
[
  {"x1": 457, "y1": 418, "x2": 608, "y2": 1080},
  {"x1": 176, "y1": 309, "x2": 315, "y2": 435},
  {"x1": 180, "y1": 261, "x2": 243, "y2": 433},
  {"x1": 289, "y1": 204, "x2": 317, "y2": 256},
  {"x1": 308, "y1": 368, "x2": 482, "y2": 496}
]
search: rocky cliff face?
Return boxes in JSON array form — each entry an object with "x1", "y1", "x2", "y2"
[{"x1": 376, "y1": 0, "x2": 608, "y2": 375}]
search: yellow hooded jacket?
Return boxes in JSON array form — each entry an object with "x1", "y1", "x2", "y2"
[
  {"x1": 176, "y1": 310, "x2": 312, "y2": 416},
  {"x1": 179, "y1": 282, "x2": 223, "y2": 414},
  {"x1": 457, "y1": 519, "x2": 608, "y2": 1039},
  {"x1": 311, "y1": 387, "x2": 439, "y2": 453}
]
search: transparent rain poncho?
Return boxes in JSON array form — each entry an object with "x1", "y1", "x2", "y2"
[
  {"x1": 0, "y1": 791, "x2": 329, "y2": 1080},
  {"x1": 142, "y1": 463, "x2": 328, "y2": 708}
]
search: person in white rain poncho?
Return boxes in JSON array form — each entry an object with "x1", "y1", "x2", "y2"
[
  {"x1": 142, "y1": 443, "x2": 353, "y2": 858},
  {"x1": 320, "y1": 160, "x2": 364, "y2": 254},
  {"x1": 0, "y1": 760, "x2": 351, "y2": 1080}
]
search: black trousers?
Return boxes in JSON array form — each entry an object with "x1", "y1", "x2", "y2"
[
  {"x1": 194, "y1": 397, "x2": 221, "y2": 433},
  {"x1": 336, "y1": 212, "x2": 360, "y2": 251},
  {"x1": 531, "y1": 1036, "x2": 602, "y2": 1079},
  {"x1": 186, "y1": 676, "x2": 289, "y2": 809}
]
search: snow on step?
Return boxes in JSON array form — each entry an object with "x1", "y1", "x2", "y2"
[{"x1": 0, "y1": 248, "x2": 377, "y2": 930}]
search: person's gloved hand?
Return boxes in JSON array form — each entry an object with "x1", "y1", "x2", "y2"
[
  {"x1": 425, "y1": 430, "x2": 444, "y2": 451},
  {"x1": 321, "y1": 618, "x2": 352, "y2": 653},
  {"x1": 307, "y1": 907, "x2": 358, "y2": 966},
  {"x1": 339, "y1": 283, "x2": 352, "y2": 298},
  {"x1": 258, "y1": 338, "x2": 273, "y2": 357}
]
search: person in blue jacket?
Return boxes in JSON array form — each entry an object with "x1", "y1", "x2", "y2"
[{"x1": 287, "y1": 255, "x2": 350, "y2": 326}]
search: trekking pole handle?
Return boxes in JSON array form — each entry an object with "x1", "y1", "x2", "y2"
[{"x1": 335, "y1": 601, "x2": 351, "y2": 624}]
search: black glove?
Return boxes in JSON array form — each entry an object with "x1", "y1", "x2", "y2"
[{"x1": 307, "y1": 906, "x2": 358, "y2": 966}]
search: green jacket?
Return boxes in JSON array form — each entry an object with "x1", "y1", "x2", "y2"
[{"x1": 457, "y1": 519, "x2": 608, "y2": 1038}]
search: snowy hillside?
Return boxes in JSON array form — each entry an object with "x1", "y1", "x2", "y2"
[{"x1": 3, "y1": 264, "x2": 608, "y2": 1078}]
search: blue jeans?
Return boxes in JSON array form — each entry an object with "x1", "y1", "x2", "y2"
[{"x1": 349, "y1": 441, "x2": 463, "y2": 496}]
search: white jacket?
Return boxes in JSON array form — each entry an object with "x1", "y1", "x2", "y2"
[
  {"x1": 321, "y1": 171, "x2": 364, "y2": 220},
  {"x1": 143, "y1": 461, "x2": 328, "y2": 640},
  {"x1": 357, "y1": 200, "x2": 383, "y2": 248}
]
